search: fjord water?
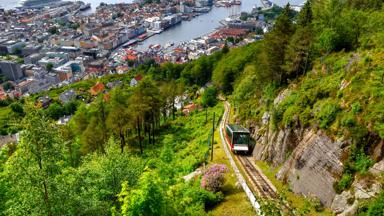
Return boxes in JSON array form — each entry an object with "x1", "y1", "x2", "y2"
[
  {"x1": 135, "y1": 0, "x2": 303, "y2": 50},
  {"x1": 0, "y1": 0, "x2": 303, "y2": 9},
  {"x1": 0, "y1": 0, "x2": 303, "y2": 49}
]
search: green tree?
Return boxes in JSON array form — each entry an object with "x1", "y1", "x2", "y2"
[
  {"x1": 119, "y1": 172, "x2": 165, "y2": 216},
  {"x1": 2, "y1": 82, "x2": 13, "y2": 91},
  {"x1": 71, "y1": 103, "x2": 89, "y2": 135},
  {"x1": 81, "y1": 97, "x2": 109, "y2": 154},
  {"x1": 10, "y1": 102, "x2": 24, "y2": 116},
  {"x1": 284, "y1": 1, "x2": 314, "y2": 79},
  {"x1": 129, "y1": 81, "x2": 151, "y2": 153},
  {"x1": 261, "y1": 4, "x2": 295, "y2": 85},
  {"x1": 3, "y1": 108, "x2": 65, "y2": 215},
  {"x1": 201, "y1": 86, "x2": 217, "y2": 108},
  {"x1": 107, "y1": 87, "x2": 131, "y2": 152},
  {"x1": 48, "y1": 26, "x2": 58, "y2": 35},
  {"x1": 46, "y1": 62, "x2": 54, "y2": 72},
  {"x1": 45, "y1": 102, "x2": 64, "y2": 120}
]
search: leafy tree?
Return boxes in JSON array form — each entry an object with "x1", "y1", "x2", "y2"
[
  {"x1": 119, "y1": 172, "x2": 165, "y2": 216},
  {"x1": 46, "y1": 62, "x2": 54, "y2": 72},
  {"x1": 201, "y1": 86, "x2": 217, "y2": 108},
  {"x1": 107, "y1": 87, "x2": 131, "y2": 152},
  {"x1": 48, "y1": 26, "x2": 58, "y2": 35},
  {"x1": 52, "y1": 138, "x2": 144, "y2": 215},
  {"x1": 79, "y1": 97, "x2": 109, "y2": 154},
  {"x1": 45, "y1": 102, "x2": 64, "y2": 120},
  {"x1": 10, "y1": 102, "x2": 24, "y2": 116},
  {"x1": 129, "y1": 81, "x2": 151, "y2": 153},
  {"x1": 63, "y1": 100, "x2": 78, "y2": 115},
  {"x1": 2, "y1": 82, "x2": 13, "y2": 91},
  {"x1": 3, "y1": 107, "x2": 65, "y2": 215},
  {"x1": 71, "y1": 103, "x2": 89, "y2": 135},
  {"x1": 222, "y1": 42, "x2": 229, "y2": 54}
]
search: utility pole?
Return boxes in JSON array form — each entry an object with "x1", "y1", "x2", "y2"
[{"x1": 211, "y1": 112, "x2": 215, "y2": 161}]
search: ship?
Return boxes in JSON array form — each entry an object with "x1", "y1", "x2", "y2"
[
  {"x1": 19, "y1": 0, "x2": 61, "y2": 8},
  {"x1": 79, "y1": 3, "x2": 91, "y2": 11},
  {"x1": 164, "y1": 41, "x2": 174, "y2": 48}
]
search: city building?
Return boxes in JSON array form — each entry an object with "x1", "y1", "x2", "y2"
[{"x1": 0, "y1": 61, "x2": 24, "y2": 81}]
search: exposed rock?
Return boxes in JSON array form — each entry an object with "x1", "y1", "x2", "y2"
[
  {"x1": 353, "y1": 179, "x2": 381, "y2": 200},
  {"x1": 262, "y1": 112, "x2": 270, "y2": 125},
  {"x1": 273, "y1": 89, "x2": 291, "y2": 106},
  {"x1": 253, "y1": 127, "x2": 303, "y2": 166},
  {"x1": 276, "y1": 130, "x2": 344, "y2": 207},
  {"x1": 338, "y1": 200, "x2": 358, "y2": 216},
  {"x1": 372, "y1": 140, "x2": 384, "y2": 161},
  {"x1": 251, "y1": 124, "x2": 344, "y2": 207},
  {"x1": 331, "y1": 191, "x2": 353, "y2": 214},
  {"x1": 370, "y1": 159, "x2": 384, "y2": 175},
  {"x1": 0, "y1": 133, "x2": 19, "y2": 147},
  {"x1": 183, "y1": 168, "x2": 203, "y2": 182},
  {"x1": 339, "y1": 79, "x2": 351, "y2": 91}
]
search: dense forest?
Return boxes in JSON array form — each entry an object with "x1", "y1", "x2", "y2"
[{"x1": 0, "y1": 0, "x2": 384, "y2": 215}]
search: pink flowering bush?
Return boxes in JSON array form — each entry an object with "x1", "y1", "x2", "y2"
[{"x1": 201, "y1": 164, "x2": 229, "y2": 192}]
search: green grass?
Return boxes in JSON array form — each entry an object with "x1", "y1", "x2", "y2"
[{"x1": 209, "y1": 128, "x2": 256, "y2": 216}]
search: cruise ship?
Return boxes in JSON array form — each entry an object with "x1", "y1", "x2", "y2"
[{"x1": 19, "y1": 0, "x2": 61, "y2": 8}]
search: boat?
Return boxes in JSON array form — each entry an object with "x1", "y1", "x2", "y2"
[
  {"x1": 164, "y1": 42, "x2": 174, "y2": 48},
  {"x1": 19, "y1": 0, "x2": 61, "y2": 8},
  {"x1": 122, "y1": 39, "x2": 139, "y2": 48},
  {"x1": 147, "y1": 28, "x2": 163, "y2": 34},
  {"x1": 80, "y1": 3, "x2": 91, "y2": 11}
]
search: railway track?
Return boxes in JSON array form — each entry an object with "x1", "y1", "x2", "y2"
[
  {"x1": 222, "y1": 102, "x2": 277, "y2": 199},
  {"x1": 237, "y1": 156, "x2": 277, "y2": 199}
]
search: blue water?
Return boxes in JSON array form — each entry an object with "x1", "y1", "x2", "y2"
[
  {"x1": 136, "y1": 0, "x2": 304, "y2": 50},
  {"x1": 0, "y1": 0, "x2": 304, "y2": 51},
  {"x1": 0, "y1": 0, "x2": 303, "y2": 10}
]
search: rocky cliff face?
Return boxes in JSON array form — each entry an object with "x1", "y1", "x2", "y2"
[
  {"x1": 248, "y1": 85, "x2": 384, "y2": 213},
  {"x1": 250, "y1": 90, "x2": 346, "y2": 207},
  {"x1": 252, "y1": 124, "x2": 344, "y2": 207}
]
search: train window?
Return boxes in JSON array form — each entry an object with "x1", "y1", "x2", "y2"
[{"x1": 234, "y1": 133, "x2": 249, "y2": 144}]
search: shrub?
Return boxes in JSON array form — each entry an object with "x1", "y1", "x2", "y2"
[
  {"x1": 341, "y1": 113, "x2": 356, "y2": 127},
  {"x1": 10, "y1": 102, "x2": 24, "y2": 116},
  {"x1": 201, "y1": 87, "x2": 218, "y2": 108},
  {"x1": 352, "y1": 102, "x2": 362, "y2": 114},
  {"x1": 354, "y1": 152, "x2": 373, "y2": 174},
  {"x1": 282, "y1": 106, "x2": 298, "y2": 127},
  {"x1": 314, "y1": 99, "x2": 340, "y2": 129},
  {"x1": 337, "y1": 173, "x2": 353, "y2": 191},
  {"x1": 358, "y1": 191, "x2": 384, "y2": 216},
  {"x1": 298, "y1": 106, "x2": 312, "y2": 127},
  {"x1": 201, "y1": 164, "x2": 229, "y2": 192}
]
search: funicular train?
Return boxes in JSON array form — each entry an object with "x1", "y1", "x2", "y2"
[{"x1": 225, "y1": 124, "x2": 251, "y2": 153}]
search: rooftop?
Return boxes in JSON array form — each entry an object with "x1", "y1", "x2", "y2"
[{"x1": 226, "y1": 124, "x2": 249, "y2": 133}]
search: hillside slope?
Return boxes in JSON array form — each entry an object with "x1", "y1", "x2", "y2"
[{"x1": 248, "y1": 50, "x2": 384, "y2": 214}]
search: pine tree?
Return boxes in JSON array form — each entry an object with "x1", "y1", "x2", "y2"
[
  {"x1": 284, "y1": 0, "x2": 314, "y2": 79},
  {"x1": 262, "y1": 4, "x2": 295, "y2": 85}
]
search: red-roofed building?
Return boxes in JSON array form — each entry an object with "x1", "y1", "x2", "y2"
[
  {"x1": 183, "y1": 103, "x2": 198, "y2": 116},
  {"x1": 89, "y1": 82, "x2": 105, "y2": 96},
  {"x1": 130, "y1": 74, "x2": 143, "y2": 87},
  {"x1": 210, "y1": 28, "x2": 248, "y2": 39},
  {"x1": 0, "y1": 87, "x2": 6, "y2": 100}
]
